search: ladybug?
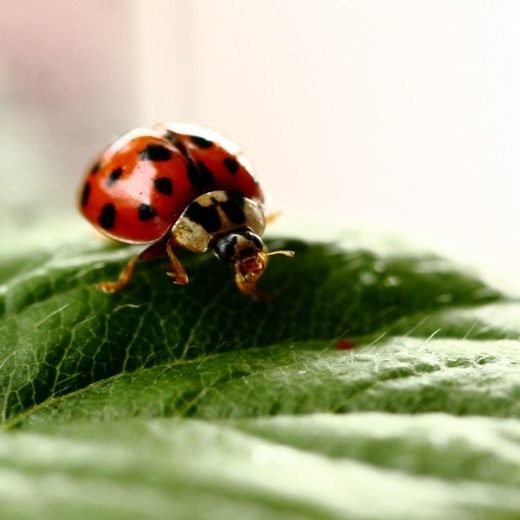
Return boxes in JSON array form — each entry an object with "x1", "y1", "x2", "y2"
[{"x1": 79, "y1": 122, "x2": 293, "y2": 299}]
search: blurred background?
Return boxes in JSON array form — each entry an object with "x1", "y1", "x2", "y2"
[{"x1": 1, "y1": 0, "x2": 520, "y2": 285}]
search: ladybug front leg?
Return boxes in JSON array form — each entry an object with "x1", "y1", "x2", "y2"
[
  {"x1": 166, "y1": 240, "x2": 189, "y2": 285},
  {"x1": 265, "y1": 211, "x2": 282, "y2": 226}
]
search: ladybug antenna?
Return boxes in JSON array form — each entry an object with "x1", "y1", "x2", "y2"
[{"x1": 266, "y1": 249, "x2": 295, "y2": 258}]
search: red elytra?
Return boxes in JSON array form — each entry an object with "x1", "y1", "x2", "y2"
[
  {"x1": 79, "y1": 124, "x2": 263, "y2": 244},
  {"x1": 158, "y1": 122, "x2": 264, "y2": 205}
]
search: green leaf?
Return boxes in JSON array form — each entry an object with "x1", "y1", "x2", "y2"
[
  {"x1": 1, "y1": 226, "x2": 519, "y2": 519},
  {"x1": 4, "y1": 415, "x2": 520, "y2": 520}
]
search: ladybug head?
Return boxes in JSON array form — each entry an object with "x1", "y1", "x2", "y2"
[
  {"x1": 213, "y1": 230, "x2": 294, "y2": 298},
  {"x1": 214, "y1": 230, "x2": 265, "y2": 278}
]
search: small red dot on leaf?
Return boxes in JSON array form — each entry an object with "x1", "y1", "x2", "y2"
[{"x1": 336, "y1": 339, "x2": 356, "y2": 351}]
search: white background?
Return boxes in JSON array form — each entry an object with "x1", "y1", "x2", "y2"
[{"x1": 1, "y1": 0, "x2": 520, "y2": 284}]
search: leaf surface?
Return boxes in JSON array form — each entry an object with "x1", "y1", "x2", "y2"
[{"x1": 0, "y1": 228, "x2": 518, "y2": 519}]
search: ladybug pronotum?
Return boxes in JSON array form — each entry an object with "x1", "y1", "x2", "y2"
[{"x1": 79, "y1": 122, "x2": 293, "y2": 299}]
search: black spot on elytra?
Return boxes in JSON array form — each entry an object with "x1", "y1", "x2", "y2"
[
  {"x1": 220, "y1": 198, "x2": 246, "y2": 225},
  {"x1": 197, "y1": 162, "x2": 215, "y2": 189},
  {"x1": 99, "y1": 203, "x2": 116, "y2": 229},
  {"x1": 90, "y1": 161, "x2": 101, "y2": 175},
  {"x1": 223, "y1": 157, "x2": 240, "y2": 175},
  {"x1": 154, "y1": 177, "x2": 173, "y2": 196},
  {"x1": 107, "y1": 167, "x2": 123, "y2": 186},
  {"x1": 138, "y1": 203, "x2": 156, "y2": 221},
  {"x1": 139, "y1": 144, "x2": 172, "y2": 162},
  {"x1": 163, "y1": 131, "x2": 188, "y2": 155},
  {"x1": 190, "y1": 135, "x2": 214, "y2": 149},
  {"x1": 185, "y1": 202, "x2": 221, "y2": 233},
  {"x1": 186, "y1": 160, "x2": 200, "y2": 190},
  {"x1": 81, "y1": 182, "x2": 90, "y2": 207},
  {"x1": 186, "y1": 160, "x2": 215, "y2": 193}
]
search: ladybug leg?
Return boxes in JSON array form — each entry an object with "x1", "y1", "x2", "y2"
[
  {"x1": 96, "y1": 238, "x2": 169, "y2": 293},
  {"x1": 265, "y1": 211, "x2": 282, "y2": 226},
  {"x1": 166, "y1": 240, "x2": 189, "y2": 285},
  {"x1": 96, "y1": 255, "x2": 139, "y2": 293}
]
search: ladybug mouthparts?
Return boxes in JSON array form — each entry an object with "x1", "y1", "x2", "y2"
[
  {"x1": 237, "y1": 255, "x2": 267, "y2": 282},
  {"x1": 233, "y1": 250, "x2": 269, "y2": 299}
]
